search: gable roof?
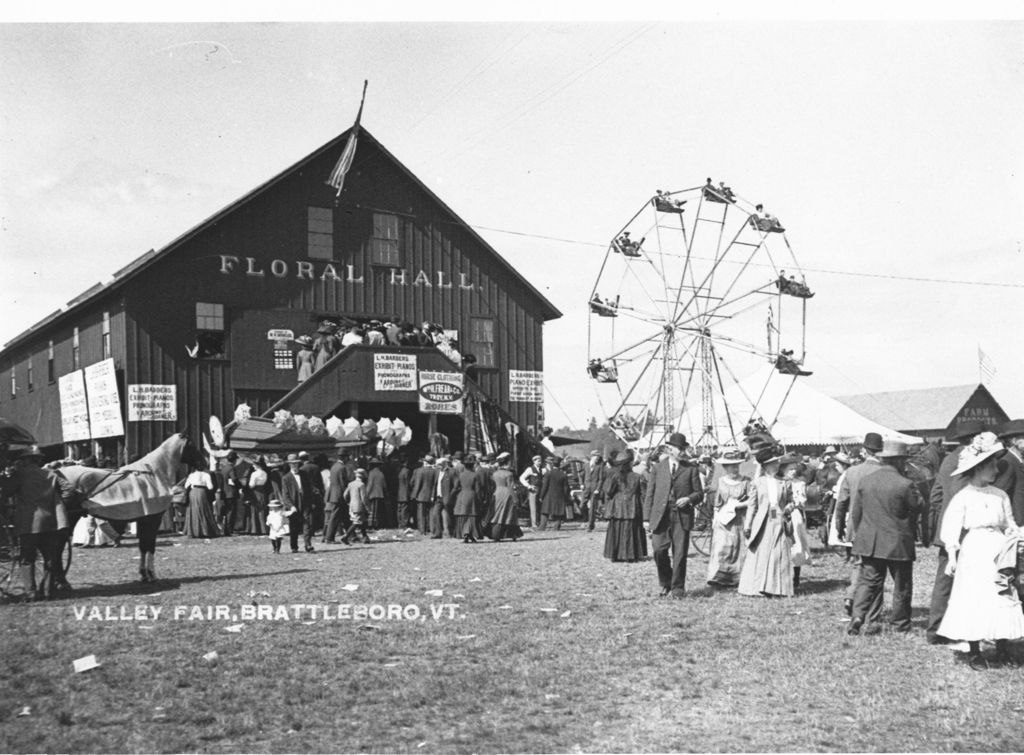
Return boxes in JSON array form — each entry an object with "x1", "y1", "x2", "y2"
[
  {"x1": 3, "y1": 126, "x2": 561, "y2": 352},
  {"x1": 835, "y1": 384, "x2": 991, "y2": 432}
]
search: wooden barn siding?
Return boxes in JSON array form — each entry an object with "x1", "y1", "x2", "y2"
[{"x1": 4, "y1": 136, "x2": 548, "y2": 451}]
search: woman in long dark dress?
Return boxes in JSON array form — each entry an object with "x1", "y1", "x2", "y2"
[
  {"x1": 245, "y1": 457, "x2": 270, "y2": 535},
  {"x1": 453, "y1": 455, "x2": 482, "y2": 543},
  {"x1": 602, "y1": 449, "x2": 647, "y2": 562},
  {"x1": 183, "y1": 463, "x2": 219, "y2": 538},
  {"x1": 483, "y1": 453, "x2": 523, "y2": 542}
]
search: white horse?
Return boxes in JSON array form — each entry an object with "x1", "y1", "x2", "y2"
[{"x1": 61, "y1": 433, "x2": 199, "y2": 582}]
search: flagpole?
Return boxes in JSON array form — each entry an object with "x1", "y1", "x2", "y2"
[{"x1": 328, "y1": 80, "x2": 369, "y2": 203}]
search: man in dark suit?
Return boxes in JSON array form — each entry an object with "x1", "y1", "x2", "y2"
[
  {"x1": 538, "y1": 456, "x2": 571, "y2": 530},
  {"x1": 642, "y1": 433, "x2": 703, "y2": 598},
  {"x1": 216, "y1": 451, "x2": 241, "y2": 536},
  {"x1": 431, "y1": 458, "x2": 457, "y2": 538},
  {"x1": 323, "y1": 454, "x2": 351, "y2": 543},
  {"x1": 581, "y1": 451, "x2": 607, "y2": 532},
  {"x1": 926, "y1": 420, "x2": 983, "y2": 644},
  {"x1": 995, "y1": 419, "x2": 1024, "y2": 526},
  {"x1": 834, "y1": 432, "x2": 885, "y2": 616},
  {"x1": 848, "y1": 440, "x2": 922, "y2": 635},
  {"x1": 279, "y1": 454, "x2": 307, "y2": 553},
  {"x1": 410, "y1": 455, "x2": 438, "y2": 535},
  {"x1": 395, "y1": 455, "x2": 413, "y2": 530},
  {"x1": 365, "y1": 459, "x2": 388, "y2": 530},
  {"x1": 997, "y1": 419, "x2": 1024, "y2": 605},
  {"x1": 298, "y1": 452, "x2": 323, "y2": 549}
]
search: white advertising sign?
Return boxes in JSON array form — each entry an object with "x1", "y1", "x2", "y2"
[
  {"x1": 58, "y1": 370, "x2": 91, "y2": 442},
  {"x1": 418, "y1": 370, "x2": 464, "y2": 414},
  {"x1": 374, "y1": 353, "x2": 417, "y2": 391},
  {"x1": 509, "y1": 370, "x2": 544, "y2": 402},
  {"x1": 84, "y1": 358, "x2": 125, "y2": 438},
  {"x1": 128, "y1": 384, "x2": 178, "y2": 422}
]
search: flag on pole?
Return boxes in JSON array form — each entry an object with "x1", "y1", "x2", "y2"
[
  {"x1": 326, "y1": 80, "x2": 368, "y2": 197},
  {"x1": 978, "y1": 346, "x2": 996, "y2": 384}
]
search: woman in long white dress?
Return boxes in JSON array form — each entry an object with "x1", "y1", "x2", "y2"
[
  {"x1": 739, "y1": 447, "x2": 795, "y2": 598},
  {"x1": 783, "y1": 457, "x2": 813, "y2": 592},
  {"x1": 706, "y1": 450, "x2": 751, "y2": 587},
  {"x1": 938, "y1": 432, "x2": 1024, "y2": 669}
]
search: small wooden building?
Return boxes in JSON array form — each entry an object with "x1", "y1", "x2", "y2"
[{"x1": 0, "y1": 127, "x2": 561, "y2": 461}]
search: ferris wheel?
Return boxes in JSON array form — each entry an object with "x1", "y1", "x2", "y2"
[{"x1": 587, "y1": 179, "x2": 814, "y2": 451}]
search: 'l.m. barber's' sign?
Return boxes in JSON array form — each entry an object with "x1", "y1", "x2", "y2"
[{"x1": 218, "y1": 255, "x2": 477, "y2": 290}]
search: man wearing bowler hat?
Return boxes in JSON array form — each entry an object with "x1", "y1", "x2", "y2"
[
  {"x1": 995, "y1": 420, "x2": 1024, "y2": 527},
  {"x1": 642, "y1": 433, "x2": 703, "y2": 598},
  {"x1": 847, "y1": 440, "x2": 922, "y2": 635},
  {"x1": 834, "y1": 432, "x2": 885, "y2": 615},
  {"x1": 925, "y1": 419, "x2": 985, "y2": 643}
]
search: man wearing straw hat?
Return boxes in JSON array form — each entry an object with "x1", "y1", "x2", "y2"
[
  {"x1": 847, "y1": 440, "x2": 922, "y2": 636},
  {"x1": 643, "y1": 433, "x2": 704, "y2": 598}
]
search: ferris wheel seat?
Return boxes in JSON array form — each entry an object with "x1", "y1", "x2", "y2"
[
  {"x1": 613, "y1": 242, "x2": 643, "y2": 257},
  {"x1": 702, "y1": 187, "x2": 735, "y2": 204},
  {"x1": 653, "y1": 197, "x2": 686, "y2": 213}
]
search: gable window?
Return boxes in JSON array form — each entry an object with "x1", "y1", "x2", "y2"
[
  {"x1": 47, "y1": 340, "x2": 55, "y2": 383},
  {"x1": 72, "y1": 327, "x2": 81, "y2": 370},
  {"x1": 370, "y1": 212, "x2": 401, "y2": 267},
  {"x1": 102, "y1": 311, "x2": 112, "y2": 359},
  {"x1": 192, "y1": 302, "x2": 226, "y2": 359},
  {"x1": 308, "y1": 206, "x2": 334, "y2": 260},
  {"x1": 468, "y1": 317, "x2": 496, "y2": 368}
]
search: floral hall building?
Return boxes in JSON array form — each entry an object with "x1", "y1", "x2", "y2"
[{"x1": 0, "y1": 126, "x2": 561, "y2": 463}]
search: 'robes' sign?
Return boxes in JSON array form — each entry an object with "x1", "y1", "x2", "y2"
[
  {"x1": 128, "y1": 384, "x2": 178, "y2": 422},
  {"x1": 59, "y1": 370, "x2": 90, "y2": 442},
  {"x1": 84, "y1": 359, "x2": 125, "y2": 439},
  {"x1": 509, "y1": 370, "x2": 544, "y2": 402},
  {"x1": 374, "y1": 354, "x2": 417, "y2": 391},
  {"x1": 418, "y1": 370, "x2": 464, "y2": 415}
]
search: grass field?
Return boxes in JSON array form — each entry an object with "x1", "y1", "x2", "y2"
[{"x1": 1, "y1": 523, "x2": 1022, "y2": 753}]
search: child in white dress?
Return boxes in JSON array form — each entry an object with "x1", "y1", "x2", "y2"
[{"x1": 266, "y1": 499, "x2": 290, "y2": 554}]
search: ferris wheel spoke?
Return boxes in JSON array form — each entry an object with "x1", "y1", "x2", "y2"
[{"x1": 611, "y1": 340, "x2": 664, "y2": 424}]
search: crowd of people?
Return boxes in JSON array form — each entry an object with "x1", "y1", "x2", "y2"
[
  {"x1": 173, "y1": 447, "x2": 535, "y2": 552},
  {"x1": 6, "y1": 412, "x2": 1024, "y2": 670},
  {"x1": 292, "y1": 318, "x2": 470, "y2": 383}
]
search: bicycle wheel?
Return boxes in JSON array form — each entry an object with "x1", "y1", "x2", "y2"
[{"x1": 689, "y1": 500, "x2": 713, "y2": 556}]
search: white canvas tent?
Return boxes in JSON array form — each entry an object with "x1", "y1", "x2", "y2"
[{"x1": 634, "y1": 367, "x2": 922, "y2": 449}]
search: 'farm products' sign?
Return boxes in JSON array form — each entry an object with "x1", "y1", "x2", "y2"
[
  {"x1": 418, "y1": 370, "x2": 464, "y2": 414},
  {"x1": 374, "y1": 353, "x2": 417, "y2": 391},
  {"x1": 59, "y1": 370, "x2": 91, "y2": 442},
  {"x1": 128, "y1": 384, "x2": 178, "y2": 422},
  {"x1": 509, "y1": 370, "x2": 544, "y2": 402},
  {"x1": 84, "y1": 359, "x2": 125, "y2": 439},
  {"x1": 218, "y1": 256, "x2": 478, "y2": 291}
]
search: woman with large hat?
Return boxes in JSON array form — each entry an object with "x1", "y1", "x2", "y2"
[
  {"x1": 182, "y1": 457, "x2": 218, "y2": 539},
  {"x1": 601, "y1": 449, "x2": 647, "y2": 562},
  {"x1": 936, "y1": 432, "x2": 1024, "y2": 669},
  {"x1": 706, "y1": 449, "x2": 751, "y2": 587},
  {"x1": 294, "y1": 335, "x2": 315, "y2": 383},
  {"x1": 739, "y1": 446, "x2": 796, "y2": 597}
]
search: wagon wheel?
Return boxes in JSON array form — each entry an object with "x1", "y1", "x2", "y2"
[{"x1": 689, "y1": 494, "x2": 714, "y2": 556}]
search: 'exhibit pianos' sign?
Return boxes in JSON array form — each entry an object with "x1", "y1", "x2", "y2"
[
  {"x1": 128, "y1": 384, "x2": 178, "y2": 422},
  {"x1": 374, "y1": 353, "x2": 417, "y2": 391},
  {"x1": 509, "y1": 370, "x2": 544, "y2": 402},
  {"x1": 418, "y1": 370, "x2": 464, "y2": 415}
]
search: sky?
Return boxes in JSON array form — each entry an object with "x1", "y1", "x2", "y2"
[{"x1": 2, "y1": 6, "x2": 1023, "y2": 433}]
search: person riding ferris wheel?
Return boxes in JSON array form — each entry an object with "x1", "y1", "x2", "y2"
[{"x1": 587, "y1": 178, "x2": 814, "y2": 453}]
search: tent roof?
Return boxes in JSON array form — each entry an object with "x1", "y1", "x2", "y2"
[{"x1": 672, "y1": 368, "x2": 922, "y2": 447}]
